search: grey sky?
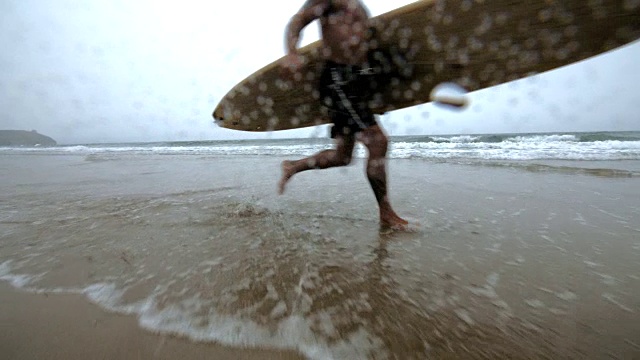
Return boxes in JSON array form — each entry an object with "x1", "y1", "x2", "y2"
[{"x1": 1, "y1": 0, "x2": 638, "y2": 144}]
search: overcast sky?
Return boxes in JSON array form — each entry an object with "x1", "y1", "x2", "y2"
[{"x1": 1, "y1": 0, "x2": 639, "y2": 144}]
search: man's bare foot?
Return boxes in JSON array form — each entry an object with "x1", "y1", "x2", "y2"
[
  {"x1": 380, "y1": 218, "x2": 409, "y2": 230},
  {"x1": 380, "y1": 207, "x2": 410, "y2": 231},
  {"x1": 278, "y1": 160, "x2": 295, "y2": 195}
]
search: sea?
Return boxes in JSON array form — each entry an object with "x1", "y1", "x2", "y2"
[
  {"x1": 3, "y1": 131, "x2": 640, "y2": 178},
  {"x1": 2, "y1": 131, "x2": 640, "y2": 162}
]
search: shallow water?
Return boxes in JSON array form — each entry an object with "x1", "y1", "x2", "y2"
[{"x1": 1, "y1": 152, "x2": 639, "y2": 359}]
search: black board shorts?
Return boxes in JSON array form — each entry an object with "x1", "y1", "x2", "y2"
[{"x1": 318, "y1": 60, "x2": 377, "y2": 138}]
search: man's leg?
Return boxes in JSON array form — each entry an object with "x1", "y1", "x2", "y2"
[
  {"x1": 358, "y1": 125, "x2": 408, "y2": 229},
  {"x1": 278, "y1": 132, "x2": 356, "y2": 195}
]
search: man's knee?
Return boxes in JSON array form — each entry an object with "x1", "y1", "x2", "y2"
[
  {"x1": 375, "y1": 132, "x2": 388, "y2": 148},
  {"x1": 361, "y1": 128, "x2": 388, "y2": 159},
  {"x1": 360, "y1": 126, "x2": 387, "y2": 145}
]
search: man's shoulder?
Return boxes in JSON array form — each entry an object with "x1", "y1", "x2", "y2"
[
  {"x1": 303, "y1": 0, "x2": 330, "y2": 7},
  {"x1": 299, "y1": 0, "x2": 336, "y2": 18},
  {"x1": 300, "y1": 0, "x2": 330, "y2": 12}
]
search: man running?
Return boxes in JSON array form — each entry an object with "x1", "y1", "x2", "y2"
[{"x1": 278, "y1": 0, "x2": 408, "y2": 230}]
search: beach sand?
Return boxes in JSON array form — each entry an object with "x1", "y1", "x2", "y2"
[
  {"x1": 0, "y1": 283, "x2": 303, "y2": 360},
  {"x1": 1, "y1": 152, "x2": 639, "y2": 359}
]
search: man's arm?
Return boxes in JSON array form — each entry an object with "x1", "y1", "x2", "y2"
[{"x1": 285, "y1": 0, "x2": 330, "y2": 55}]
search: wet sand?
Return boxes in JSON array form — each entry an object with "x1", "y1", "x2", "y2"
[
  {"x1": 0, "y1": 283, "x2": 303, "y2": 360},
  {"x1": 1, "y1": 153, "x2": 639, "y2": 359}
]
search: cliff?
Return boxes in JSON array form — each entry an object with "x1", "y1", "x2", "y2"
[{"x1": 0, "y1": 130, "x2": 57, "y2": 147}]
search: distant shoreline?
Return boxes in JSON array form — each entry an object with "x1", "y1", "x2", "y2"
[{"x1": 0, "y1": 130, "x2": 57, "y2": 147}]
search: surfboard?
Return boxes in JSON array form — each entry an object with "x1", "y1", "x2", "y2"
[{"x1": 213, "y1": 0, "x2": 640, "y2": 132}]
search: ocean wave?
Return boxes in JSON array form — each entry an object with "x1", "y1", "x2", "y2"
[
  {"x1": 505, "y1": 134, "x2": 579, "y2": 143},
  {"x1": 390, "y1": 138, "x2": 640, "y2": 161},
  {"x1": 406, "y1": 132, "x2": 640, "y2": 144},
  {"x1": 578, "y1": 132, "x2": 640, "y2": 142},
  {"x1": 1, "y1": 132, "x2": 639, "y2": 161}
]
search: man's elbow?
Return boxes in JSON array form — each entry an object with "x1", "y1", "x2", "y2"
[{"x1": 287, "y1": 14, "x2": 305, "y2": 33}]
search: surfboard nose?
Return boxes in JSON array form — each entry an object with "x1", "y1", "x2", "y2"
[
  {"x1": 213, "y1": 102, "x2": 241, "y2": 129},
  {"x1": 212, "y1": 104, "x2": 226, "y2": 128},
  {"x1": 212, "y1": 105, "x2": 223, "y2": 121}
]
